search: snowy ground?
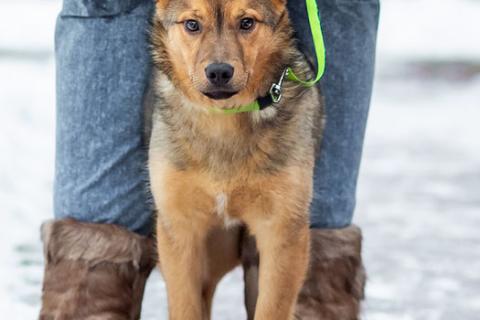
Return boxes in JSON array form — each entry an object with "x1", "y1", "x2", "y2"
[{"x1": 1, "y1": 0, "x2": 479, "y2": 319}]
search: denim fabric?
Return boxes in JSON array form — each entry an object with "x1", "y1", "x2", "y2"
[
  {"x1": 54, "y1": 0, "x2": 379, "y2": 234},
  {"x1": 288, "y1": 0, "x2": 380, "y2": 228},
  {"x1": 60, "y1": 0, "x2": 144, "y2": 17},
  {"x1": 54, "y1": 0, "x2": 154, "y2": 235}
]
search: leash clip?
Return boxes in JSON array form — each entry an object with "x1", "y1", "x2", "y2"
[{"x1": 269, "y1": 68, "x2": 289, "y2": 104}]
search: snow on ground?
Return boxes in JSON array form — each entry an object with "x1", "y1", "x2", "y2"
[{"x1": 1, "y1": 0, "x2": 479, "y2": 319}]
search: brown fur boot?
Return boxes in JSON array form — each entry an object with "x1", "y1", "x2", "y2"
[
  {"x1": 241, "y1": 225, "x2": 366, "y2": 320},
  {"x1": 39, "y1": 219, "x2": 156, "y2": 320}
]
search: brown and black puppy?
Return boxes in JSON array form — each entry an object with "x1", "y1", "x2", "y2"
[{"x1": 147, "y1": 0, "x2": 324, "y2": 319}]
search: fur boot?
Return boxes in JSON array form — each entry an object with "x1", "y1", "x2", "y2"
[
  {"x1": 39, "y1": 219, "x2": 156, "y2": 320},
  {"x1": 241, "y1": 225, "x2": 366, "y2": 320}
]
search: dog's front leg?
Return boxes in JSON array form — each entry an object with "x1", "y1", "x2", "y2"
[
  {"x1": 157, "y1": 216, "x2": 208, "y2": 320},
  {"x1": 248, "y1": 214, "x2": 310, "y2": 320}
]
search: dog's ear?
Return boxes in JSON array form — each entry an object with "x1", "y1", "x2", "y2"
[
  {"x1": 156, "y1": 0, "x2": 171, "y2": 15},
  {"x1": 156, "y1": 0, "x2": 170, "y2": 9},
  {"x1": 271, "y1": 0, "x2": 287, "y2": 10},
  {"x1": 155, "y1": 0, "x2": 171, "y2": 19}
]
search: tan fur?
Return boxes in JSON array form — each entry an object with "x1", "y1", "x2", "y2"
[
  {"x1": 242, "y1": 226, "x2": 366, "y2": 320},
  {"x1": 148, "y1": 0, "x2": 324, "y2": 319},
  {"x1": 151, "y1": 0, "x2": 304, "y2": 110}
]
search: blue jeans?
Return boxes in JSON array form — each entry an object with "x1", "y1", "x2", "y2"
[{"x1": 54, "y1": 0, "x2": 379, "y2": 235}]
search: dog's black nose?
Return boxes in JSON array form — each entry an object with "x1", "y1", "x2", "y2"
[{"x1": 205, "y1": 63, "x2": 234, "y2": 86}]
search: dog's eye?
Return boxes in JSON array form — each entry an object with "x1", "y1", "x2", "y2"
[
  {"x1": 185, "y1": 20, "x2": 201, "y2": 33},
  {"x1": 239, "y1": 18, "x2": 255, "y2": 31}
]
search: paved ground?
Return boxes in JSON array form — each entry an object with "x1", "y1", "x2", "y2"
[{"x1": 1, "y1": 0, "x2": 479, "y2": 319}]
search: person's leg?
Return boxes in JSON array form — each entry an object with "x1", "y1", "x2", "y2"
[
  {"x1": 242, "y1": 1, "x2": 380, "y2": 319},
  {"x1": 40, "y1": 1, "x2": 156, "y2": 318},
  {"x1": 289, "y1": 0, "x2": 380, "y2": 229},
  {"x1": 54, "y1": 0, "x2": 154, "y2": 235},
  {"x1": 291, "y1": 1, "x2": 379, "y2": 319}
]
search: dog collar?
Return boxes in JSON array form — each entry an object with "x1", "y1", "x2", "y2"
[
  {"x1": 210, "y1": 0, "x2": 326, "y2": 115},
  {"x1": 211, "y1": 68, "x2": 288, "y2": 115}
]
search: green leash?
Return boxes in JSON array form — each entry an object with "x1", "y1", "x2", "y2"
[{"x1": 212, "y1": 0, "x2": 326, "y2": 115}]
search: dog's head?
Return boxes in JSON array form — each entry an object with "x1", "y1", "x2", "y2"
[{"x1": 152, "y1": 0, "x2": 294, "y2": 109}]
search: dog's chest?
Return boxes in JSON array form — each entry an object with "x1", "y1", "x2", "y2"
[{"x1": 214, "y1": 192, "x2": 241, "y2": 228}]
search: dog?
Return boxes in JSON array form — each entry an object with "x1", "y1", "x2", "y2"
[{"x1": 147, "y1": 0, "x2": 324, "y2": 319}]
